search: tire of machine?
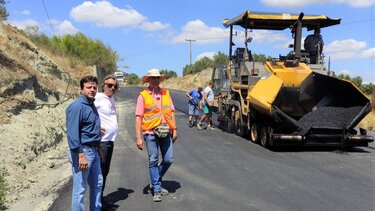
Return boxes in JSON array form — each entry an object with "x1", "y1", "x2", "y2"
[
  {"x1": 260, "y1": 126, "x2": 269, "y2": 148},
  {"x1": 250, "y1": 123, "x2": 259, "y2": 143},
  {"x1": 235, "y1": 110, "x2": 245, "y2": 137},
  {"x1": 226, "y1": 116, "x2": 234, "y2": 133},
  {"x1": 260, "y1": 126, "x2": 274, "y2": 148}
]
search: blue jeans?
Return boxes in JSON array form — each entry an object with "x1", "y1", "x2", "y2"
[
  {"x1": 68, "y1": 146, "x2": 103, "y2": 211},
  {"x1": 143, "y1": 133, "x2": 173, "y2": 192}
]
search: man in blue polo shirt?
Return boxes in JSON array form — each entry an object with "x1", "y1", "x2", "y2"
[
  {"x1": 185, "y1": 86, "x2": 203, "y2": 127},
  {"x1": 66, "y1": 75, "x2": 103, "y2": 211}
]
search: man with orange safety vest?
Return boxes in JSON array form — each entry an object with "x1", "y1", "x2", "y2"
[{"x1": 135, "y1": 68, "x2": 178, "y2": 202}]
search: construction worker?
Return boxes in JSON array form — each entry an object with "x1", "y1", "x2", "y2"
[
  {"x1": 304, "y1": 28, "x2": 324, "y2": 64},
  {"x1": 185, "y1": 86, "x2": 203, "y2": 127},
  {"x1": 135, "y1": 68, "x2": 178, "y2": 202}
]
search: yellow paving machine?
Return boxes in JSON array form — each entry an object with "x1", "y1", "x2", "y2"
[{"x1": 212, "y1": 11, "x2": 373, "y2": 148}]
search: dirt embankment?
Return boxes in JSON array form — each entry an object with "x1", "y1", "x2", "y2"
[
  {"x1": 0, "y1": 23, "x2": 91, "y2": 209},
  {"x1": 161, "y1": 68, "x2": 212, "y2": 91}
]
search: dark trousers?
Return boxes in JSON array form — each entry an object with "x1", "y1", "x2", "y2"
[{"x1": 98, "y1": 141, "x2": 114, "y2": 198}]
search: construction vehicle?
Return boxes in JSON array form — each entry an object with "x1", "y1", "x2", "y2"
[{"x1": 212, "y1": 11, "x2": 373, "y2": 148}]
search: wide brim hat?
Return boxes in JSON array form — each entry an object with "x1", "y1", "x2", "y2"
[{"x1": 142, "y1": 68, "x2": 165, "y2": 83}]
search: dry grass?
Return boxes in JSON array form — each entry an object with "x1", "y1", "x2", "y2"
[{"x1": 358, "y1": 110, "x2": 375, "y2": 131}]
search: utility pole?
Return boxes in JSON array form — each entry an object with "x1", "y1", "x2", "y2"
[{"x1": 185, "y1": 39, "x2": 196, "y2": 65}]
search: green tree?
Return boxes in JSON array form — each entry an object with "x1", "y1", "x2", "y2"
[
  {"x1": 351, "y1": 76, "x2": 363, "y2": 88},
  {"x1": 0, "y1": 0, "x2": 9, "y2": 21},
  {"x1": 361, "y1": 83, "x2": 373, "y2": 95},
  {"x1": 337, "y1": 74, "x2": 351, "y2": 81},
  {"x1": 51, "y1": 33, "x2": 119, "y2": 71},
  {"x1": 127, "y1": 73, "x2": 140, "y2": 85},
  {"x1": 337, "y1": 74, "x2": 371, "y2": 95},
  {"x1": 160, "y1": 69, "x2": 177, "y2": 79},
  {"x1": 182, "y1": 64, "x2": 194, "y2": 76},
  {"x1": 252, "y1": 53, "x2": 272, "y2": 62},
  {"x1": 213, "y1": 51, "x2": 228, "y2": 65},
  {"x1": 24, "y1": 25, "x2": 61, "y2": 55}
]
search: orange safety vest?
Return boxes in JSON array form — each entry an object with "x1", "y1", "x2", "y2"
[{"x1": 139, "y1": 88, "x2": 175, "y2": 131}]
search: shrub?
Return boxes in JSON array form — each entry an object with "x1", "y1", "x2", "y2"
[{"x1": 0, "y1": 168, "x2": 8, "y2": 210}]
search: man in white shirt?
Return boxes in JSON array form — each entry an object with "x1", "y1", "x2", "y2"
[
  {"x1": 198, "y1": 81, "x2": 215, "y2": 130},
  {"x1": 94, "y1": 75, "x2": 119, "y2": 209}
]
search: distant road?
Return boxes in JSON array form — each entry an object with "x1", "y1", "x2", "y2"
[{"x1": 50, "y1": 86, "x2": 375, "y2": 211}]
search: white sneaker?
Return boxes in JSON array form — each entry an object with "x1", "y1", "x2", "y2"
[
  {"x1": 207, "y1": 125, "x2": 215, "y2": 130},
  {"x1": 197, "y1": 123, "x2": 203, "y2": 130},
  {"x1": 153, "y1": 191, "x2": 162, "y2": 202},
  {"x1": 160, "y1": 187, "x2": 169, "y2": 195}
]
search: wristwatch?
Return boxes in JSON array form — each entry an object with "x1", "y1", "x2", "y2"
[{"x1": 173, "y1": 128, "x2": 177, "y2": 130}]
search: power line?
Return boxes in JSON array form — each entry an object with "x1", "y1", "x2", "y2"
[
  {"x1": 41, "y1": 0, "x2": 56, "y2": 36},
  {"x1": 39, "y1": 0, "x2": 71, "y2": 106},
  {"x1": 340, "y1": 18, "x2": 375, "y2": 26}
]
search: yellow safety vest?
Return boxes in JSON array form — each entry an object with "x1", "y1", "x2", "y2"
[{"x1": 140, "y1": 89, "x2": 175, "y2": 131}]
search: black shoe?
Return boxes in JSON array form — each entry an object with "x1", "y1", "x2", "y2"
[
  {"x1": 102, "y1": 200, "x2": 115, "y2": 211},
  {"x1": 189, "y1": 121, "x2": 193, "y2": 127}
]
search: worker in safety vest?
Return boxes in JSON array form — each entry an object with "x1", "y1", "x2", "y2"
[{"x1": 135, "y1": 68, "x2": 178, "y2": 202}]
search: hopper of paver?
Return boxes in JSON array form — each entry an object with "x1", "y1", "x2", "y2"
[{"x1": 267, "y1": 71, "x2": 372, "y2": 146}]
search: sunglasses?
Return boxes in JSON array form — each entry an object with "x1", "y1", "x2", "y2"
[
  {"x1": 150, "y1": 77, "x2": 160, "y2": 80},
  {"x1": 105, "y1": 83, "x2": 118, "y2": 89}
]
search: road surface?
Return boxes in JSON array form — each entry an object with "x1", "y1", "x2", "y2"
[{"x1": 49, "y1": 86, "x2": 375, "y2": 211}]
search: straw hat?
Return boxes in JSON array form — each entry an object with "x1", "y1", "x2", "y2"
[{"x1": 142, "y1": 68, "x2": 165, "y2": 83}]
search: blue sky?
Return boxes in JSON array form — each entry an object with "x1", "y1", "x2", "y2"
[{"x1": 6, "y1": 0, "x2": 375, "y2": 83}]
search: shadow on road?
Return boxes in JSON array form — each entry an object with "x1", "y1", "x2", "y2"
[
  {"x1": 142, "y1": 180, "x2": 181, "y2": 194},
  {"x1": 104, "y1": 187, "x2": 134, "y2": 210}
]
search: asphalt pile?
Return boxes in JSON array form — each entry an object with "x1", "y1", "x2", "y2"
[{"x1": 297, "y1": 106, "x2": 363, "y2": 134}]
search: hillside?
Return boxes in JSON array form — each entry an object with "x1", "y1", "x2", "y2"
[
  {"x1": 161, "y1": 68, "x2": 212, "y2": 91},
  {"x1": 0, "y1": 23, "x2": 92, "y2": 210}
]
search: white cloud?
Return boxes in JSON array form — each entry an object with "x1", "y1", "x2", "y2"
[
  {"x1": 169, "y1": 19, "x2": 290, "y2": 47},
  {"x1": 325, "y1": 39, "x2": 375, "y2": 60},
  {"x1": 20, "y1": 10, "x2": 31, "y2": 15},
  {"x1": 171, "y1": 19, "x2": 228, "y2": 44},
  {"x1": 70, "y1": 1, "x2": 169, "y2": 31},
  {"x1": 246, "y1": 30, "x2": 289, "y2": 45},
  {"x1": 326, "y1": 39, "x2": 367, "y2": 52},
  {"x1": 336, "y1": 69, "x2": 353, "y2": 77},
  {"x1": 345, "y1": 0, "x2": 375, "y2": 7},
  {"x1": 261, "y1": 0, "x2": 375, "y2": 8},
  {"x1": 50, "y1": 20, "x2": 80, "y2": 35},
  {"x1": 362, "y1": 47, "x2": 375, "y2": 59},
  {"x1": 196, "y1": 51, "x2": 217, "y2": 61},
  {"x1": 7, "y1": 19, "x2": 39, "y2": 30},
  {"x1": 140, "y1": 21, "x2": 170, "y2": 31},
  {"x1": 14, "y1": 9, "x2": 31, "y2": 15}
]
